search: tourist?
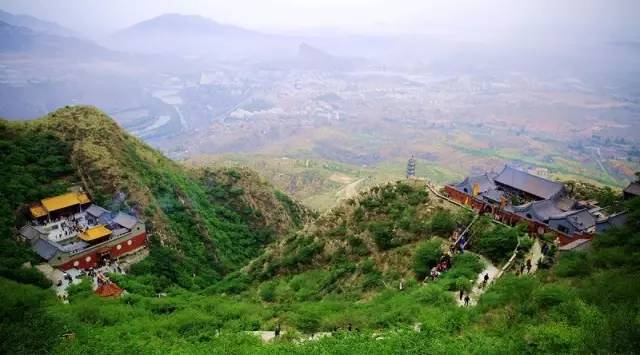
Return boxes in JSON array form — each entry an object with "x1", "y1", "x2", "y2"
[
  {"x1": 526, "y1": 259, "x2": 532, "y2": 273},
  {"x1": 459, "y1": 289, "x2": 464, "y2": 301},
  {"x1": 464, "y1": 295, "x2": 470, "y2": 306},
  {"x1": 483, "y1": 273, "x2": 489, "y2": 286},
  {"x1": 275, "y1": 323, "x2": 281, "y2": 338}
]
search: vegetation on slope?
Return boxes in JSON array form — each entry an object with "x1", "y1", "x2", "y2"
[
  {"x1": 2, "y1": 187, "x2": 638, "y2": 354},
  {"x1": 0, "y1": 106, "x2": 309, "y2": 290},
  {"x1": 189, "y1": 153, "x2": 464, "y2": 210},
  {"x1": 2, "y1": 106, "x2": 639, "y2": 354},
  {"x1": 229, "y1": 180, "x2": 478, "y2": 297}
]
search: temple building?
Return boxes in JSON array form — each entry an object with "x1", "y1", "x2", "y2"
[
  {"x1": 19, "y1": 191, "x2": 147, "y2": 270},
  {"x1": 623, "y1": 181, "x2": 640, "y2": 200},
  {"x1": 445, "y1": 165, "x2": 627, "y2": 246}
]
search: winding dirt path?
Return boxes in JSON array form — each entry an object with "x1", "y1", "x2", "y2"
[
  {"x1": 336, "y1": 178, "x2": 365, "y2": 200},
  {"x1": 455, "y1": 252, "x2": 499, "y2": 307}
]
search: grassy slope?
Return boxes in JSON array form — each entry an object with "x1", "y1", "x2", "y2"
[
  {"x1": 236, "y1": 180, "x2": 484, "y2": 297},
  {"x1": 0, "y1": 106, "x2": 310, "y2": 289},
  {"x1": 189, "y1": 154, "x2": 464, "y2": 210},
  {"x1": 3, "y1": 186, "x2": 638, "y2": 354},
  {"x1": 2, "y1": 106, "x2": 639, "y2": 354}
]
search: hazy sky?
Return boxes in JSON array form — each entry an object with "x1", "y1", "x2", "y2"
[{"x1": 0, "y1": 0, "x2": 638, "y2": 39}]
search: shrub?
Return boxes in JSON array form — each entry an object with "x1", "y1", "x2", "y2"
[
  {"x1": 361, "y1": 272, "x2": 383, "y2": 291},
  {"x1": 430, "y1": 209, "x2": 456, "y2": 236},
  {"x1": 259, "y1": 281, "x2": 277, "y2": 302},
  {"x1": 473, "y1": 225, "x2": 519, "y2": 263},
  {"x1": 413, "y1": 239, "x2": 443, "y2": 279},
  {"x1": 347, "y1": 236, "x2": 369, "y2": 256},
  {"x1": 292, "y1": 311, "x2": 321, "y2": 334},
  {"x1": 413, "y1": 284, "x2": 453, "y2": 306},
  {"x1": 439, "y1": 254, "x2": 483, "y2": 291},
  {"x1": 369, "y1": 221, "x2": 395, "y2": 250},
  {"x1": 518, "y1": 235, "x2": 534, "y2": 253},
  {"x1": 555, "y1": 252, "x2": 591, "y2": 277}
]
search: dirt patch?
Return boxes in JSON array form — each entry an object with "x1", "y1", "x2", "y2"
[{"x1": 328, "y1": 173, "x2": 355, "y2": 184}]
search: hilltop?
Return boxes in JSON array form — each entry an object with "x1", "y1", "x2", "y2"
[
  {"x1": 0, "y1": 106, "x2": 312, "y2": 289},
  {"x1": 0, "y1": 9, "x2": 77, "y2": 37}
]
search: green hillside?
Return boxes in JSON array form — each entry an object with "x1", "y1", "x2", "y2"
[
  {"x1": 0, "y1": 106, "x2": 312, "y2": 290},
  {"x1": 188, "y1": 153, "x2": 464, "y2": 211},
  {"x1": 1, "y1": 106, "x2": 639, "y2": 354}
]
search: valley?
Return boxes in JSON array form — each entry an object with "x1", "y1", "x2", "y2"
[{"x1": 1, "y1": 4, "x2": 640, "y2": 354}]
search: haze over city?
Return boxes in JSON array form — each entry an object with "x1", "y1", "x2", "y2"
[{"x1": 2, "y1": 1, "x2": 640, "y2": 354}]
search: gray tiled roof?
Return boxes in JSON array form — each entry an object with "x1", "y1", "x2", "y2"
[
  {"x1": 33, "y1": 239, "x2": 59, "y2": 260},
  {"x1": 624, "y1": 182, "x2": 640, "y2": 196},
  {"x1": 112, "y1": 212, "x2": 137, "y2": 230},
  {"x1": 558, "y1": 238, "x2": 591, "y2": 251},
  {"x1": 550, "y1": 209, "x2": 596, "y2": 231},
  {"x1": 494, "y1": 166, "x2": 563, "y2": 200},
  {"x1": 596, "y1": 212, "x2": 628, "y2": 233},
  {"x1": 19, "y1": 225, "x2": 45, "y2": 241},
  {"x1": 480, "y1": 189, "x2": 505, "y2": 203},
  {"x1": 515, "y1": 199, "x2": 565, "y2": 221},
  {"x1": 86, "y1": 204, "x2": 109, "y2": 218},
  {"x1": 455, "y1": 173, "x2": 496, "y2": 194},
  {"x1": 58, "y1": 241, "x2": 89, "y2": 253}
]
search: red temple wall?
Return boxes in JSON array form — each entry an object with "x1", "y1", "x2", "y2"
[
  {"x1": 442, "y1": 185, "x2": 593, "y2": 246},
  {"x1": 58, "y1": 232, "x2": 147, "y2": 270}
]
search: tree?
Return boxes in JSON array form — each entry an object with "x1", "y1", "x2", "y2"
[
  {"x1": 473, "y1": 225, "x2": 519, "y2": 263},
  {"x1": 413, "y1": 239, "x2": 444, "y2": 279}
]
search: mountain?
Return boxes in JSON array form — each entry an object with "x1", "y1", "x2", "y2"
[
  {"x1": 0, "y1": 21, "x2": 112, "y2": 57},
  {"x1": 0, "y1": 106, "x2": 312, "y2": 289},
  {"x1": 1, "y1": 106, "x2": 639, "y2": 353},
  {"x1": 107, "y1": 13, "x2": 300, "y2": 60},
  {"x1": 295, "y1": 42, "x2": 364, "y2": 71},
  {"x1": 0, "y1": 9, "x2": 77, "y2": 37},
  {"x1": 108, "y1": 13, "x2": 271, "y2": 57},
  {"x1": 115, "y1": 13, "x2": 253, "y2": 37}
]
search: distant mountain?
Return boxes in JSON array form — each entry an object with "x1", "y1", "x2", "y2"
[
  {"x1": 0, "y1": 9, "x2": 76, "y2": 37},
  {"x1": 115, "y1": 13, "x2": 253, "y2": 37},
  {"x1": 108, "y1": 13, "x2": 292, "y2": 59},
  {"x1": 0, "y1": 21, "x2": 112, "y2": 57},
  {"x1": 294, "y1": 42, "x2": 365, "y2": 71}
]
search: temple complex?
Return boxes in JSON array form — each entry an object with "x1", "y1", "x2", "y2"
[
  {"x1": 445, "y1": 166, "x2": 627, "y2": 246},
  {"x1": 19, "y1": 191, "x2": 147, "y2": 270}
]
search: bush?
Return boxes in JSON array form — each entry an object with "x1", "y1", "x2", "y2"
[
  {"x1": 533, "y1": 285, "x2": 573, "y2": 309},
  {"x1": 430, "y1": 209, "x2": 456, "y2": 236},
  {"x1": 555, "y1": 252, "x2": 591, "y2": 277},
  {"x1": 413, "y1": 239, "x2": 443, "y2": 280},
  {"x1": 413, "y1": 284, "x2": 452, "y2": 306},
  {"x1": 292, "y1": 311, "x2": 321, "y2": 334},
  {"x1": 473, "y1": 225, "x2": 519, "y2": 263},
  {"x1": 369, "y1": 221, "x2": 395, "y2": 250},
  {"x1": 439, "y1": 254, "x2": 483, "y2": 291},
  {"x1": 518, "y1": 236, "x2": 534, "y2": 253},
  {"x1": 259, "y1": 281, "x2": 277, "y2": 302}
]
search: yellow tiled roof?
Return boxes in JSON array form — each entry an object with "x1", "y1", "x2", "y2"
[
  {"x1": 79, "y1": 225, "x2": 112, "y2": 241},
  {"x1": 40, "y1": 192, "x2": 91, "y2": 213},
  {"x1": 29, "y1": 205, "x2": 47, "y2": 218}
]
